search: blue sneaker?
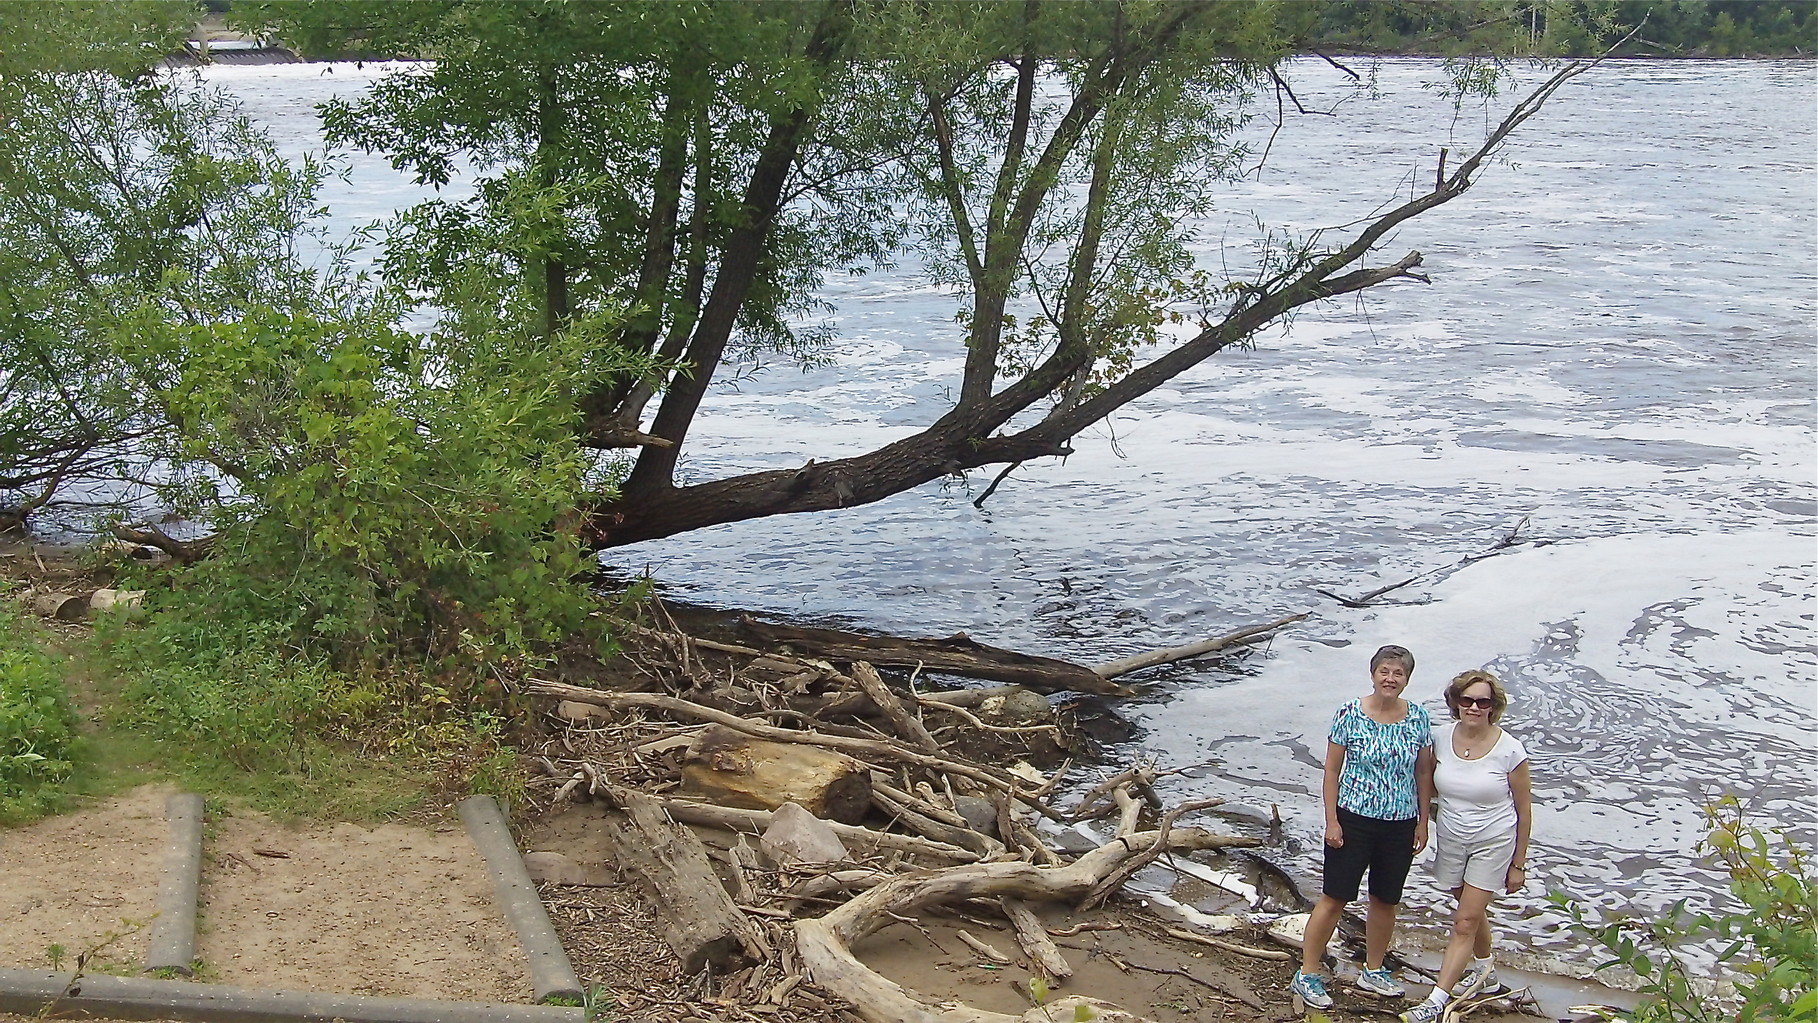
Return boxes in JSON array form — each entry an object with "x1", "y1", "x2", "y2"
[
  {"x1": 1357, "y1": 966, "x2": 1406, "y2": 998},
  {"x1": 1290, "y1": 971, "x2": 1334, "y2": 1011}
]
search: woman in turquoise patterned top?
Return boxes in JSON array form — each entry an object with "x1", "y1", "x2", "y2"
[{"x1": 1290, "y1": 645, "x2": 1436, "y2": 1011}]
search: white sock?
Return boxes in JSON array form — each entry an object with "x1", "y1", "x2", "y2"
[
  {"x1": 1426, "y1": 986, "x2": 1451, "y2": 1007},
  {"x1": 1474, "y1": 954, "x2": 1494, "y2": 973}
]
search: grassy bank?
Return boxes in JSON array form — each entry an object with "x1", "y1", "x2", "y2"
[{"x1": 0, "y1": 556, "x2": 524, "y2": 826}]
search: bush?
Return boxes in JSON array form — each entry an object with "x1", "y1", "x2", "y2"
[
  {"x1": 1553, "y1": 799, "x2": 1816, "y2": 1023},
  {"x1": 0, "y1": 600, "x2": 79, "y2": 818}
]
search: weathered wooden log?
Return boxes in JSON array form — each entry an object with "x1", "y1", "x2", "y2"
[
  {"x1": 848, "y1": 662, "x2": 940, "y2": 752},
  {"x1": 598, "y1": 787, "x2": 764, "y2": 975},
  {"x1": 682, "y1": 725, "x2": 873, "y2": 825},
  {"x1": 740, "y1": 619, "x2": 1130, "y2": 696},
  {"x1": 1090, "y1": 613, "x2": 1309, "y2": 679},
  {"x1": 33, "y1": 592, "x2": 84, "y2": 621},
  {"x1": 526, "y1": 681, "x2": 1050, "y2": 814},
  {"x1": 1000, "y1": 896, "x2": 1072, "y2": 981},
  {"x1": 652, "y1": 794, "x2": 980, "y2": 863},
  {"x1": 110, "y1": 522, "x2": 215, "y2": 564},
  {"x1": 88, "y1": 588, "x2": 145, "y2": 617},
  {"x1": 795, "y1": 826, "x2": 1252, "y2": 1023}
]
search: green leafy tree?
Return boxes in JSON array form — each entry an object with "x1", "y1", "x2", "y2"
[
  {"x1": 0, "y1": 1, "x2": 196, "y2": 520},
  {"x1": 236, "y1": 0, "x2": 1616, "y2": 552},
  {"x1": 1, "y1": 27, "x2": 633, "y2": 660}
]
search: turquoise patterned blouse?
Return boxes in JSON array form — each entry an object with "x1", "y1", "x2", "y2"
[{"x1": 1329, "y1": 698, "x2": 1433, "y2": 821}]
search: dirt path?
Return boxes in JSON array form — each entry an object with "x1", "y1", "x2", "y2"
[{"x1": 0, "y1": 786, "x2": 529, "y2": 1003}]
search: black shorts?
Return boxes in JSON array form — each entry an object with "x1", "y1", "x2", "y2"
[{"x1": 1322, "y1": 806, "x2": 1417, "y2": 905}]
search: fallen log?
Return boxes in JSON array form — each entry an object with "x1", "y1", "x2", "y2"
[
  {"x1": 598, "y1": 787, "x2": 765, "y2": 975},
  {"x1": 795, "y1": 827, "x2": 1254, "y2": 1023},
  {"x1": 848, "y1": 662, "x2": 940, "y2": 752},
  {"x1": 740, "y1": 619, "x2": 1130, "y2": 696},
  {"x1": 652, "y1": 794, "x2": 980, "y2": 863},
  {"x1": 1000, "y1": 896, "x2": 1072, "y2": 981},
  {"x1": 525, "y1": 680, "x2": 1064, "y2": 819},
  {"x1": 111, "y1": 522, "x2": 214, "y2": 564},
  {"x1": 1090, "y1": 614, "x2": 1309, "y2": 680},
  {"x1": 33, "y1": 592, "x2": 84, "y2": 621},
  {"x1": 682, "y1": 725, "x2": 873, "y2": 825}
]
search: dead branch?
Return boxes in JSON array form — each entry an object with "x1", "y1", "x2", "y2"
[
  {"x1": 1162, "y1": 926, "x2": 1291, "y2": 961},
  {"x1": 1091, "y1": 613, "x2": 1309, "y2": 679},
  {"x1": 849, "y1": 661, "x2": 940, "y2": 752},
  {"x1": 652, "y1": 793, "x2": 981, "y2": 863},
  {"x1": 1000, "y1": 896, "x2": 1072, "y2": 981},
  {"x1": 1079, "y1": 798, "x2": 1229, "y2": 911},
  {"x1": 796, "y1": 826, "x2": 1252, "y2": 1023}
]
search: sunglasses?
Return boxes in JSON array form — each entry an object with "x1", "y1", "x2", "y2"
[{"x1": 1455, "y1": 696, "x2": 1496, "y2": 710}]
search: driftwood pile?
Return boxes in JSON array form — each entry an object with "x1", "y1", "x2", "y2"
[{"x1": 520, "y1": 606, "x2": 1303, "y2": 1023}]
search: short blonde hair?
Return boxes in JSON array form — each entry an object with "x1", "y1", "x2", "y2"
[{"x1": 1445, "y1": 669, "x2": 1510, "y2": 723}]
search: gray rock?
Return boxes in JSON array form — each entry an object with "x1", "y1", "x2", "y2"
[
  {"x1": 952, "y1": 795, "x2": 1000, "y2": 838},
  {"x1": 760, "y1": 801, "x2": 848, "y2": 867},
  {"x1": 522, "y1": 850, "x2": 602, "y2": 885},
  {"x1": 978, "y1": 688, "x2": 1051, "y2": 726}
]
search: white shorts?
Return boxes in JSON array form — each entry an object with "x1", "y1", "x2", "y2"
[{"x1": 1432, "y1": 827, "x2": 1517, "y2": 892}]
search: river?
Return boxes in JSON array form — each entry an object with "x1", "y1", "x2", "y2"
[{"x1": 206, "y1": 56, "x2": 1816, "y2": 973}]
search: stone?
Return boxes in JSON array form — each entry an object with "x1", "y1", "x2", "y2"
[
  {"x1": 952, "y1": 795, "x2": 1000, "y2": 838},
  {"x1": 522, "y1": 851, "x2": 601, "y2": 885},
  {"x1": 555, "y1": 700, "x2": 608, "y2": 723},
  {"x1": 979, "y1": 688, "x2": 1052, "y2": 726},
  {"x1": 760, "y1": 801, "x2": 848, "y2": 867}
]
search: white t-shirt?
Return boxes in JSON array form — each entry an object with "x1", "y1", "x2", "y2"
[{"x1": 1433, "y1": 723, "x2": 1528, "y2": 841}]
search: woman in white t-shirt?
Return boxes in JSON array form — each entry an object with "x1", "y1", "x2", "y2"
[{"x1": 1401, "y1": 670, "x2": 1532, "y2": 1023}]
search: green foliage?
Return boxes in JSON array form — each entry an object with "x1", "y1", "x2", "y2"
[
  {"x1": 126, "y1": 297, "x2": 620, "y2": 661},
  {"x1": 3, "y1": 38, "x2": 630, "y2": 664},
  {"x1": 0, "y1": 597, "x2": 79, "y2": 820},
  {"x1": 92, "y1": 603, "x2": 529, "y2": 818},
  {"x1": 1552, "y1": 799, "x2": 1817, "y2": 1023},
  {"x1": 0, "y1": 1, "x2": 193, "y2": 83}
]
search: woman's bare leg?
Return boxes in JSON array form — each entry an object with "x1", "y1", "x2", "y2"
[
  {"x1": 1300, "y1": 895, "x2": 1347, "y2": 976},
  {"x1": 1364, "y1": 895, "x2": 1399, "y2": 969},
  {"x1": 1436, "y1": 883, "x2": 1497, "y2": 993}
]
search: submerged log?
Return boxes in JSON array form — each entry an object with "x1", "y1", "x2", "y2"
[
  {"x1": 682, "y1": 725, "x2": 873, "y2": 824},
  {"x1": 741, "y1": 618, "x2": 1129, "y2": 696},
  {"x1": 598, "y1": 787, "x2": 764, "y2": 975}
]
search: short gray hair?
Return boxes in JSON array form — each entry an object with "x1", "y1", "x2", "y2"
[{"x1": 1370, "y1": 644, "x2": 1415, "y2": 676}]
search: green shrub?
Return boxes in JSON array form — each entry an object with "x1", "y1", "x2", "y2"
[
  {"x1": 0, "y1": 601, "x2": 79, "y2": 818},
  {"x1": 1553, "y1": 799, "x2": 1816, "y2": 1023}
]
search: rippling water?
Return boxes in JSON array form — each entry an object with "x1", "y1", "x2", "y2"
[{"x1": 213, "y1": 57, "x2": 1815, "y2": 969}]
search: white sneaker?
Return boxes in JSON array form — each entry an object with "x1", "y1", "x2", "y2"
[
  {"x1": 1457, "y1": 961, "x2": 1503, "y2": 997},
  {"x1": 1356, "y1": 966, "x2": 1406, "y2": 998},
  {"x1": 1400, "y1": 997, "x2": 1447, "y2": 1023},
  {"x1": 1290, "y1": 971, "x2": 1334, "y2": 1011}
]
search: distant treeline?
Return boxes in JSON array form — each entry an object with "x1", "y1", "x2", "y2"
[
  {"x1": 1288, "y1": 1, "x2": 1814, "y2": 57},
  {"x1": 195, "y1": 1, "x2": 1812, "y2": 59}
]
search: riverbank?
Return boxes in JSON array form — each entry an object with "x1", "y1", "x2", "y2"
[
  {"x1": 0, "y1": 537, "x2": 1665, "y2": 1023},
  {"x1": 0, "y1": 534, "x2": 1658, "y2": 1023}
]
